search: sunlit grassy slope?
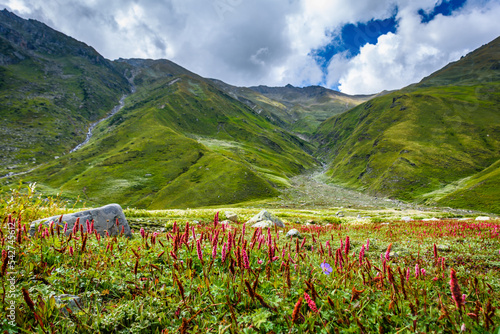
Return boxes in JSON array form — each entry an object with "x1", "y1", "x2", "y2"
[
  {"x1": 315, "y1": 36, "x2": 500, "y2": 212},
  {"x1": 28, "y1": 60, "x2": 319, "y2": 208}
]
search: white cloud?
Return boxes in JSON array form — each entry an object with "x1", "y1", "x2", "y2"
[
  {"x1": 1, "y1": 0, "x2": 499, "y2": 93},
  {"x1": 333, "y1": 2, "x2": 500, "y2": 94}
]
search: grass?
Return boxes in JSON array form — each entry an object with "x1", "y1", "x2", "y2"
[{"x1": 1, "y1": 190, "x2": 499, "y2": 333}]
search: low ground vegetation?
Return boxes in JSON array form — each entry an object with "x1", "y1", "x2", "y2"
[{"x1": 1, "y1": 187, "x2": 499, "y2": 333}]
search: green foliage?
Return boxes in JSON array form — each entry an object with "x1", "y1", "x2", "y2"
[
  {"x1": 0, "y1": 182, "x2": 72, "y2": 221},
  {"x1": 2, "y1": 204, "x2": 500, "y2": 333}
]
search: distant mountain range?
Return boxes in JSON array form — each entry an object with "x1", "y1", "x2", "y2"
[{"x1": 1, "y1": 9, "x2": 499, "y2": 213}]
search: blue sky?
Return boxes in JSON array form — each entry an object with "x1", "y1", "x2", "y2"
[{"x1": 2, "y1": 0, "x2": 500, "y2": 94}]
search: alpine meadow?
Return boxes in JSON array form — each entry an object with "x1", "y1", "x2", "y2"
[{"x1": 1, "y1": 7, "x2": 500, "y2": 334}]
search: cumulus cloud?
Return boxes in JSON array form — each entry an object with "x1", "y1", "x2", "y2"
[
  {"x1": 334, "y1": 1, "x2": 500, "y2": 94},
  {"x1": 1, "y1": 0, "x2": 499, "y2": 93}
]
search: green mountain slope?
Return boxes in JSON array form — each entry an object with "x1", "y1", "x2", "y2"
[
  {"x1": 423, "y1": 158, "x2": 500, "y2": 213},
  {"x1": 210, "y1": 80, "x2": 372, "y2": 137},
  {"x1": 0, "y1": 9, "x2": 131, "y2": 176},
  {"x1": 0, "y1": 11, "x2": 321, "y2": 208},
  {"x1": 315, "y1": 36, "x2": 500, "y2": 212},
  {"x1": 25, "y1": 59, "x2": 319, "y2": 208}
]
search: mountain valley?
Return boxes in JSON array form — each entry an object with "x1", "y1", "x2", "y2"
[{"x1": 1, "y1": 9, "x2": 499, "y2": 213}]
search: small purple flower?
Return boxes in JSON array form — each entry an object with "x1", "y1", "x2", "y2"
[
  {"x1": 321, "y1": 262, "x2": 333, "y2": 275},
  {"x1": 140, "y1": 227, "x2": 145, "y2": 239}
]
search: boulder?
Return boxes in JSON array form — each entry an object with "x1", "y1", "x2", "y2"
[
  {"x1": 437, "y1": 244, "x2": 451, "y2": 252},
  {"x1": 30, "y1": 203, "x2": 131, "y2": 237},
  {"x1": 54, "y1": 294, "x2": 83, "y2": 315},
  {"x1": 402, "y1": 216, "x2": 413, "y2": 222},
  {"x1": 251, "y1": 220, "x2": 274, "y2": 229},
  {"x1": 475, "y1": 216, "x2": 491, "y2": 221},
  {"x1": 247, "y1": 210, "x2": 285, "y2": 228},
  {"x1": 225, "y1": 211, "x2": 238, "y2": 222},
  {"x1": 286, "y1": 229, "x2": 302, "y2": 238}
]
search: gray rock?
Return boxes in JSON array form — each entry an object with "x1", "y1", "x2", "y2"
[
  {"x1": 437, "y1": 244, "x2": 451, "y2": 252},
  {"x1": 250, "y1": 220, "x2": 275, "y2": 229},
  {"x1": 30, "y1": 203, "x2": 131, "y2": 237},
  {"x1": 286, "y1": 229, "x2": 301, "y2": 238},
  {"x1": 247, "y1": 210, "x2": 284, "y2": 228},
  {"x1": 402, "y1": 216, "x2": 413, "y2": 222},
  {"x1": 475, "y1": 216, "x2": 491, "y2": 221},
  {"x1": 422, "y1": 217, "x2": 440, "y2": 221},
  {"x1": 220, "y1": 220, "x2": 232, "y2": 225},
  {"x1": 54, "y1": 294, "x2": 83, "y2": 315},
  {"x1": 225, "y1": 211, "x2": 238, "y2": 222}
]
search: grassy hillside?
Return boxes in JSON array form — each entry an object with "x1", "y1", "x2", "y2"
[
  {"x1": 315, "y1": 36, "x2": 500, "y2": 212},
  {"x1": 0, "y1": 10, "x2": 130, "y2": 176},
  {"x1": 26, "y1": 63, "x2": 319, "y2": 208},
  {"x1": 431, "y1": 158, "x2": 500, "y2": 213},
  {"x1": 210, "y1": 81, "x2": 372, "y2": 137}
]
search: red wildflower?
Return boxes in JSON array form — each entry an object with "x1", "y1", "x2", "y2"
[
  {"x1": 242, "y1": 248, "x2": 250, "y2": 269},
  {"x1": 304, "y1": 292, "x2": 318, "y2": 313},
  {"x1": 344, "y1": 236, "x2": 350, "y2": 256},
  {"x1": 196, "y1": 239, "x2": 203, "y2": 262},
  {"x1": 22, "y1": 288, "x2": 35, "y2": 311},
  {"x1": 292, "y1": 297, "x2": 303, "y2": 323},
  {"x1": 449, "y1": 268, "x2": 463, "y2": 311},
  {"x1": 385, "y1": 243, "x2": 392, "y2": 261}
]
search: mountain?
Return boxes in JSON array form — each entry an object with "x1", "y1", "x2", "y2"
[
  {"x1": 209, "y1": 80, "x2": 372, "y2": 138},
  {"x1": 0, "y1": 9, "x2": 131, "y2": 176},
  {"x1": 0, "y1": 10, "x2": 325, "y2": 208},
  {"x1": 315, "y1": 36, "x2": 500, "y2": 212},
  {"x1": 28, "y1": 58, "x2": 321, "y2": 208}
]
